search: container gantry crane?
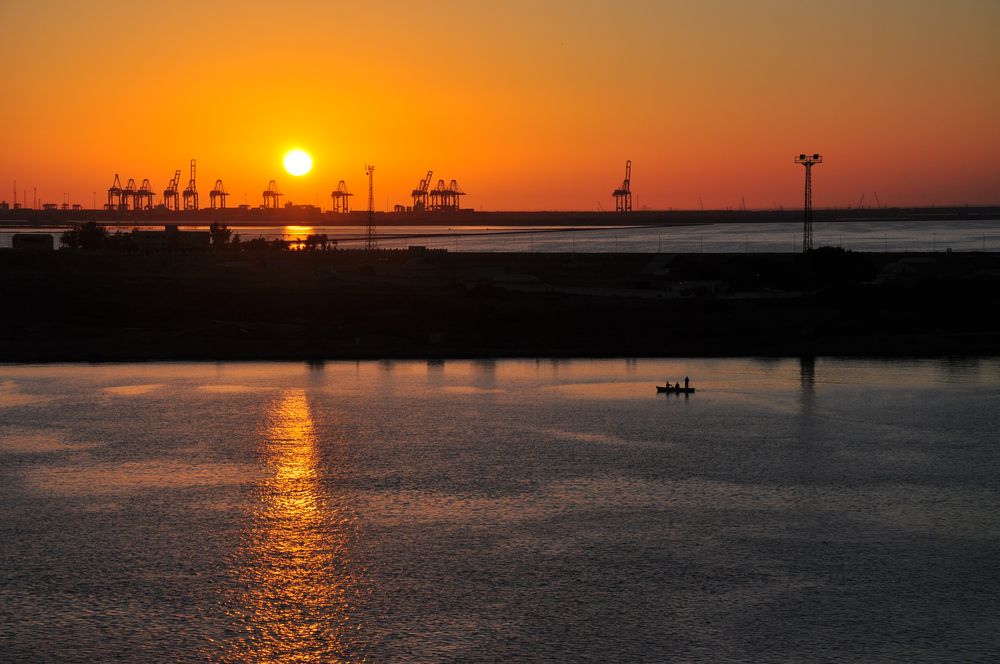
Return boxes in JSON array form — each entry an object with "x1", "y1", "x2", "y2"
[
  {"x1": 123, "y1": 178, "x2": 138, "y2": 211},
  {"x1": 613, "y1": 160, "x2": 632, "y2": 212},
  {"x1": 163, "y1": 169, "x2": 181, "y2": 211},
  {"x1": 429, "y1": 179, "x2": 446, "y2": 210},
  {"x1": 427, "y1": 178, "x2": 466, "y2": 211},
  {"x1": 182, "y1": 159, "x2": 199, "y2": 210},
  {"x1": 106, "y1": 174, "x2": 123, "y2": 211},
  {"x1": 331, "y1": 180, "x2": 353, "y2": 213},
  {"x1": 209, "y1": 180, "x2": 229, "y2": 209},
  {"x1": 411, "y1": 170, "x2": 433, "y2": 211},
  {"x1": 446, "y1": 179, "x2": 465, "y2": 210},
  {"x1": 263, "y1": 179, "x2": 282, "y2": 208},
  {"x1": 137, "y1": 179, "x2": 155, "y2": 209}
]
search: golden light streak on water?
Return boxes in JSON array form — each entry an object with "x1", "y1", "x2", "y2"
[{"x1": 226, "y1": 389, "x2": 364, "y2": 662}]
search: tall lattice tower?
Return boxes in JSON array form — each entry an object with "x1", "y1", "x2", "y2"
[
  {"x1": 795, "y1": 153, "x2": 822, "y2": 252},
  {"x1": 365, "y1": 165, "x2": 376, "y2": 251}
]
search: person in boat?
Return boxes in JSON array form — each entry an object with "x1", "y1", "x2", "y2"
[{"x1": 684, "y1": 376, "x2": 689, "y2": 390}]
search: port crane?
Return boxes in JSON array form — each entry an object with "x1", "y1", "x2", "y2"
[
  {"x1": 613, "y1": 160, "x2": 632, "y2": 212},
  {"x1": 331, "y1": 180, "x2": 353, "y2": 213},
  {"x1": 209, "y1": 180, "x2": 229, "y2": 209},
  {"x1": 182, "y1": 159, "x2": 199, "y2": 210},
  {"x1": 123, "y1": 178, "x2": 138, "y2": 211},
  {"x1": 263, "y1": 179, "x2": 282, "y2": 208},
  {"x1": 107, "y1": 174, "x2": 124, "y2": 211},
  {"x1": 163, "y1": 170, "x2": 181, "y2": 210},
  {"x1": 445, "y1": 179, "x2": 465, "y2": 210},
  {"x1": 428, "y1": 178, "x2": 466, "y2": 211},
  {"x1": 137, "y1": 179, "x2": 155, "y2": 209},
  {"x1": 411, "y1": 170, "x2": 433, "y2": 212},
  {"x1": 429, "y1": 179, "x2": 446, "y2": 210}
]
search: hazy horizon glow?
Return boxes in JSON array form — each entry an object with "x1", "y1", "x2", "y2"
[{"x1": 1, "y1": 1, "x2": 998, "y2": 211}]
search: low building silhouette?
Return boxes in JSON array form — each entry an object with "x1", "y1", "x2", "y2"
[
  {"x1": 12, "y1": 233, "x2": 54, "y2": 252},
  {"x1": 132, "y1": 225, "x2": 211, "y2": 251}
]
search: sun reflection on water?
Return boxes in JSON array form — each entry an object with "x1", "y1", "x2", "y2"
[{"x1": 226, "y1": 389, "x2": 365, "y2": 662}]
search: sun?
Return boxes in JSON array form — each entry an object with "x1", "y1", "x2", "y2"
[{"x1": 283, "y1": 149, "x2": 313, "y2": 176}]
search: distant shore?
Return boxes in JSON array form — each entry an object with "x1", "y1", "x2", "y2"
[
  {"x1": 2, "y1": 249, "x2": 999, "y2": 362},
  {"x1": 2, "y1": 205, "x2": 998, "y2": 228}
]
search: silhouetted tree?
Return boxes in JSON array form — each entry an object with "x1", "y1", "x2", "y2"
[
  {"x1": 300, "y1": 234, "x2": 330, "y2": 251},
  {"x1": 209, "y1": 223, "x2": 232, "y2": 249},
  {"x1": 60, "y1": 228, "x2": 79, "y2": 249},
  {"x1": 104, "y1": 230, "x2": 134, "y2": 251},
  {"x1": 243, "y1": 238, "x2": 269, "y2": 252},
  {"x1": 243, "y1": 237, "x2": 290, "y2": 252},
  {"x1": 61, "y1": 222, "x2": 107, "y2": 250}
]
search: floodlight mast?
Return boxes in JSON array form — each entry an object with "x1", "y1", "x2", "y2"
[{"x1": 795, "y1": 153, "x2": 822, "y2": 252}]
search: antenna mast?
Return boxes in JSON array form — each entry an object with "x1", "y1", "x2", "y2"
[{"x1": 365, "y1": 165, "x2": 376, "y2": 251}]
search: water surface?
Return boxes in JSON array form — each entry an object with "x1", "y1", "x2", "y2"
[
  {"x1": 3, "y1": 218, "x2": 999, "y2": 252},
  {"x1": 2, "y1": 358, "x2": 999, "y2": 661}
]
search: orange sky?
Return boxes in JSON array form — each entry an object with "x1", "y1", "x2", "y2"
[{"x1": 2, "y1": 1, "x2": 998, "y2": 211}]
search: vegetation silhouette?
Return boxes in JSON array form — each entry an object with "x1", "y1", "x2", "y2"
[
  {"x1": 209, "y1": 223, "x2": 232, "y2": 249},
  {"x1": 60, "y1": 222, "x2": 107, "y2": 250}
]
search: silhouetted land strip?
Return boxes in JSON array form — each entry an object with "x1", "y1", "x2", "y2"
[
  {"x1": 2, "y1": 205, "x2": 998, "y2": 227},
  {"x1": 2, "y1": 249, "x2": 999, "y2": 361}
]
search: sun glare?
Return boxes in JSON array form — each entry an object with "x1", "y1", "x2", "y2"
[{"x1": 283, "y1": 150, "x2": 313, "y2": 177}]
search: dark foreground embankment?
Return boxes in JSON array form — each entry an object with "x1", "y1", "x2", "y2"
[{"x1": 2, "y1": 249, "x2": 999, "y2": 361}]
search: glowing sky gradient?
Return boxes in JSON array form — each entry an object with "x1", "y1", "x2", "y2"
[{"x1": 2, "y1": 1, "x2": 998, "y2": 211}]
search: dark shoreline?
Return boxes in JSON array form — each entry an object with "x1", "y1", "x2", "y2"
[
  {"x1": 2, "y1": 204, "x2": 998, "y2": 228},
  {"x1": 3, "y1": 249, "x2": 999, "y2": 363}
]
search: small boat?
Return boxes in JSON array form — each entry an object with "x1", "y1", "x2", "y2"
[{"x1": 656, "y1": 385, "x2": 695, "y2": 394}]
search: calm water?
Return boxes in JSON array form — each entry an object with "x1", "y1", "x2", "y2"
[
  {"x1": 3, "y1": 218, "x2": 1000, "y2": 252},
  {"x1": 2, "y1": 358, "x2": 999, "y2": 662}
]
